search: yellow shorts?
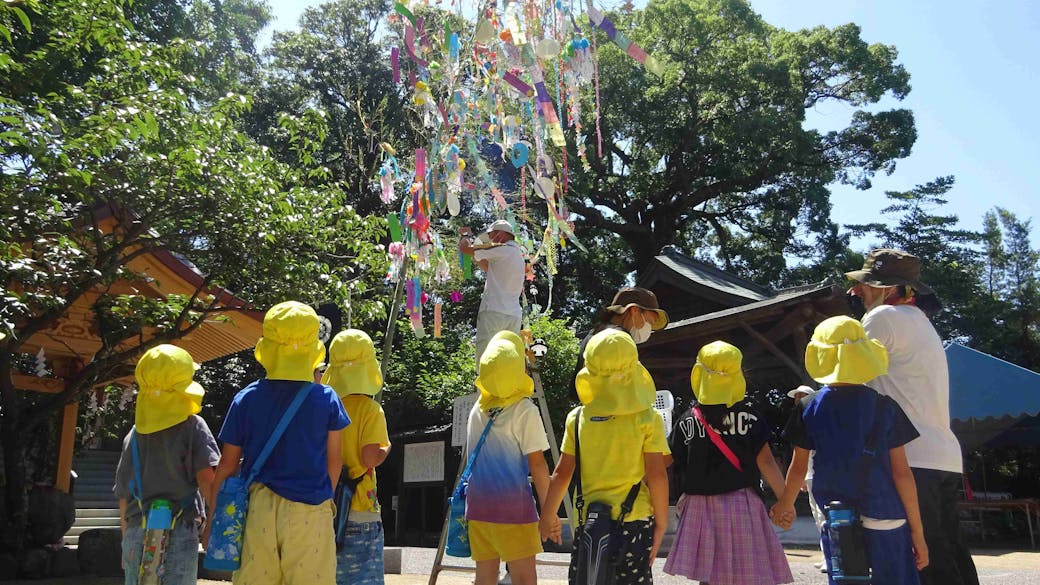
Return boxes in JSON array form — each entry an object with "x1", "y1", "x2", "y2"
[
  {"x1": 468, "y1": 520, "x2": 542, "y2": 563},
  {"x1": 232, "y1": 484, "x2": 336, "y2": 585}
]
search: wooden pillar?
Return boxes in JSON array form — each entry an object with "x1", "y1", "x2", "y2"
[{"x1": 55, "y1": 402, "x2": 79, "y2": 493}]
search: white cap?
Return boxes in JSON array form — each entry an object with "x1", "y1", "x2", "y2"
[
  {"x1": 787, "y1": 385, "x2": 816, "y2": 399},
  {"x1": 485, "y1": 219, "x2": 514, "y2": 236}
]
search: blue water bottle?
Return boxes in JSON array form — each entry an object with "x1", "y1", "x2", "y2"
[{"x1": 825, "y1": 502, "x2": 870, "y2": 582}]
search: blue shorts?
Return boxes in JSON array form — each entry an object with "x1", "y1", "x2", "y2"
[
  {"x1": 122, "y1": 520, "x2": 199, "y2": 585},
  {"x1": 335, "y1": 521, "x2": 384, "y2": 585},
  {"x1": 821, "y1": 522, "x2": 920, "y2": 585}
]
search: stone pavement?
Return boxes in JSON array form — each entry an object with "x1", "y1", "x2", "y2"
[{"x1": 9, "y1": 545, "x2": 1039, "y2": 585}]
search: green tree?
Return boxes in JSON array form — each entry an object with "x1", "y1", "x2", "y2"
[
  {"x1": 0, "y1": 0, "x2": 386, "y2": 549},
  {"x1": 565, "y1": 0, "x2": 916, "y2": 280},
  {"x1": 247, "y1": 0, "x2": 411, "y2": 215},
  {"x1": 972, "y1": 209, "x2": 1040, "y2": 370},
  {"x1": 845, "y1": 176, "x2": 983, "y2": 339}
]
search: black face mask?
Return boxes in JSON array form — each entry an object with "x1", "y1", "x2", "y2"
[{"x1": 846, "y1": 292, "x2": 866, "y2": 320}]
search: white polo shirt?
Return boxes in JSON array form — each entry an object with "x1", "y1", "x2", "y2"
[
  {"x1": 473, "y1": 241, "x2": 523, "y2": 317},
  {"x1": 862, "y1": 304, "x2": 963, "y2": 474}
]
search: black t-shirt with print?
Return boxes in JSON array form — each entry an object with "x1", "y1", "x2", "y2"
[{"x1": 669, "y1": 400, "x2": 770, "y2": 496}]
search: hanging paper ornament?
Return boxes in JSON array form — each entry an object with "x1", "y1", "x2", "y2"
[
  {"x1": 434, "y1": 303, "x2": 443, "y2": 338},
  {"x1": 510, "y1": 142, "x2": 530, "y2": 168}
]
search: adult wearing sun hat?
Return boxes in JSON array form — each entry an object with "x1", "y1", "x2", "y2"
[
  {"x1": 322, "y1": 329, "x2": 391, "y2": 585},
  {"x1": 847, "y1": 249, "x2": 978, "y2": 585},
  {"x1": 464, "y1": 336, "x2": 550, "y2": 585},
  {"x1": 211, "y1": 301, "x2": 350, "y2": 585},
  {"x1": 568, "y1": 287, "x2": 669, "y2": 401},
  {"x1": 459, "y1": 219, "x2": 526, "y2": 366},
  {"x1": 114, "y1": 344, "x2": 221, "y2": 585},
  {"x1": 776, "y1": 316, "x2": 928, "y2": 585},
  {"x1": 664, "y1": 341, "x2": 792, "y2": 585}
]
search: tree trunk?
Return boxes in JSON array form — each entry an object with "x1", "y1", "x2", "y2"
[
  {"x1": 0, "y1": 355, "x2": 28, "y2": 554},
  {"x1": 623, "y1": 230, "x2": 672, "y2": 280}
]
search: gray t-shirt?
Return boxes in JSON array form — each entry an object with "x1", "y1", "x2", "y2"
[{"x1": 113, "y1": 415, "x2": 220, "y2": 526}]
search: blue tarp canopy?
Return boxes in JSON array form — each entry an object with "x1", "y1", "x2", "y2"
[{"x1": 946, "y1": 343, "x2": 1040, "y2": 450}]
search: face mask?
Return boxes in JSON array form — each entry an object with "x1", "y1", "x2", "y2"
[{"x1": 629, "y1": 321, "x2": 652, "y2": 344}]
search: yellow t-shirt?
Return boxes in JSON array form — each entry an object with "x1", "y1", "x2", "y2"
[
  {"x1": 340, "y1": 395, "x2": 390, "y2": 514},
  {"x1": 561, "y1": 406, "x2": 669, "y2": 521}
]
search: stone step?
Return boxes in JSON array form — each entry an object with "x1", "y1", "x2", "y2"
[
  {"x1": 77, "y1": 508, "x2": 122, "y2": 519},
  {"x1": 75, "y1": 450, "x2": 122, "y2": 459},
  {"x1": 75, "y1": 500, "x2": 120, "y2": 509},
  {"x1": 75, "y1": 475, "x2": 117, "y2": 484},
  {"x1": 72, "y1": 516, "x2": 121, "y2": 528}
]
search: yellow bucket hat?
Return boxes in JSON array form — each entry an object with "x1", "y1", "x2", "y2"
[
  {"x1": 322, "y1": 329, "x2": 383, "y2": 398},
  {"x1": 805, "y1": 316, "x2": 889, "y2": 385},
  {"x1": 134, "y1": 345, "x2": 205, "y2": 434},
  {"x1": 690, "y1": 341, "x2": 746, "y2": 407},
  {"x1": 575, "y1": 329, "x2": 656, "y2": 416},
  {"x1": 254, "y1": 301, "x2": 327, "y2": 382},
  {"x1": 475, "y1": 338, "x2": 534, "y2": 411},
  {"x1": 490, "y1": 329, "x2": 526, "y2": 357}
]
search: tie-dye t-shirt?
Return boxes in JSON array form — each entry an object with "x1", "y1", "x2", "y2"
[{"x1": 464, "y1": 398, "x2": 549, "y2": 524}]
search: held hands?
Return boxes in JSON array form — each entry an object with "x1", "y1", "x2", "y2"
[
  {"x1": 539, "y1": 515, "x2": 562, "y2": 545},
  {"x1": 769, "y1": 503, "x2": 795, "y2": 530},
  {"x1": 911, "y1": 529, "x2": 929, "y2": 570}
]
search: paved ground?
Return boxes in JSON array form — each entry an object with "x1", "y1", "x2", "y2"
[{"x1": 9, "y1": 546, "x2": 1039, "y2": 585}]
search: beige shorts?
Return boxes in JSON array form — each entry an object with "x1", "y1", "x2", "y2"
[{"x1": 233, "y1": 484, "x2": 336, "y2": 585}]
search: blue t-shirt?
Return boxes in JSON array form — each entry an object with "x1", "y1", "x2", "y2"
[
  {"x1": 783, "y1": 384, "x2": 919, "y2": 519},
  {"x1": 219, "y1": 379, "x2": 350, "y2": 505}
]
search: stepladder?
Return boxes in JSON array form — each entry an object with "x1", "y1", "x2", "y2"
[{"x1": 428, "y1": 360, "x2": 573, "y2": 585}]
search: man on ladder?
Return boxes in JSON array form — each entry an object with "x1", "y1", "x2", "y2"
[{"x1": 458, "y1": 219, "x2": 525, "y2": 368}]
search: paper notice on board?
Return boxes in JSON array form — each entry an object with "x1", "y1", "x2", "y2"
[{"x1": 451, "y1": 392, "x2": 479, "y2": 447}]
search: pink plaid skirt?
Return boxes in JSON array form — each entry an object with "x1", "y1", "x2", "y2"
[{"x1": 664, "y1": 487, "x2": 793, "y2": 585}]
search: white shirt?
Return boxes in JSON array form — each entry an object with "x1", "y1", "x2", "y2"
[
  {"x1": 473, "y1": 241, "x2": 524, "y2": 317},
  {"x1": 862, "y1": 304, "x2": 963, "y2": 473}
]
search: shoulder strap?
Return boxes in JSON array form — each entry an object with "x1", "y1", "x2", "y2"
[
  {"x1": 454, "y1": 410, "x2": 499, "y2": 496},
  {"x1": 130, "y1": 429, "x2": 143, "y2": 503},
  {"x1": 574, "y1": 408, "x2": 583, "y2": 519},
  {"x1": 245, "y1": 382, "x2": 312, "y2": 485},
  {"x1": 618, "y1": 482, "x2": 642, "y2": 523},
  {"x1": 692, "y1": 407, "x2": 743, "y2": 473}
]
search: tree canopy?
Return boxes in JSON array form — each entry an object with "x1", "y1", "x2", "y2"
[
  {"x1": 566, "y1": 0, "x2": 915, "y2": 281},
  {"x1": 0, "y1": 0, "x2": 385, "y2": 549}
]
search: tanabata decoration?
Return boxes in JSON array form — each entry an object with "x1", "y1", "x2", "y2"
[{"x1": 379, "y1": 0, "x2": 663, "y2": 335}]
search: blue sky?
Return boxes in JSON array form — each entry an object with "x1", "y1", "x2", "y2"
[{"x1": 262, "y1": 0, "x2": 1039, "y2": 245}]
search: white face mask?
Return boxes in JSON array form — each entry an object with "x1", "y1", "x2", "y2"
[{"x1": 629, "y1": 321, "x2": 652, "y2": 344}]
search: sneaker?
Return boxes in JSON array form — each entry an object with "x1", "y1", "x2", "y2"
[{"x1": 814, "y1": 561, "x2": 827, "y2": 573}]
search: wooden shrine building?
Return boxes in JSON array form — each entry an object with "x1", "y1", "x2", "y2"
[
  {"x1": 13, "y1": 207, "x2": 263, "y2": 493},
  {"x1": 637, "y1": 246, "x2": 852, "y2": 402}
]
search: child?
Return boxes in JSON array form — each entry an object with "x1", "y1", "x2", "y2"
[
  {"x1": 322, "y1": 329, "x2": 391, "y2": 585},
  {"x1": 773, "y1": 315, "x2": 929, "y2": 584},
  {"x1": 539, "y1": 328, "x2": 670, "y2": 585},
  {"x1": 663, "y1": 340, "x2": 792, "y2": 585},
  {"x1": 466, "y1": 331, "x2": 551, "y2": 585},
  {"x1": 114, "y1": 344, "x2": 220, "y2": 585},
  {"x1": 210, "y1": 301, "x2": 350, "y2": 585}
]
